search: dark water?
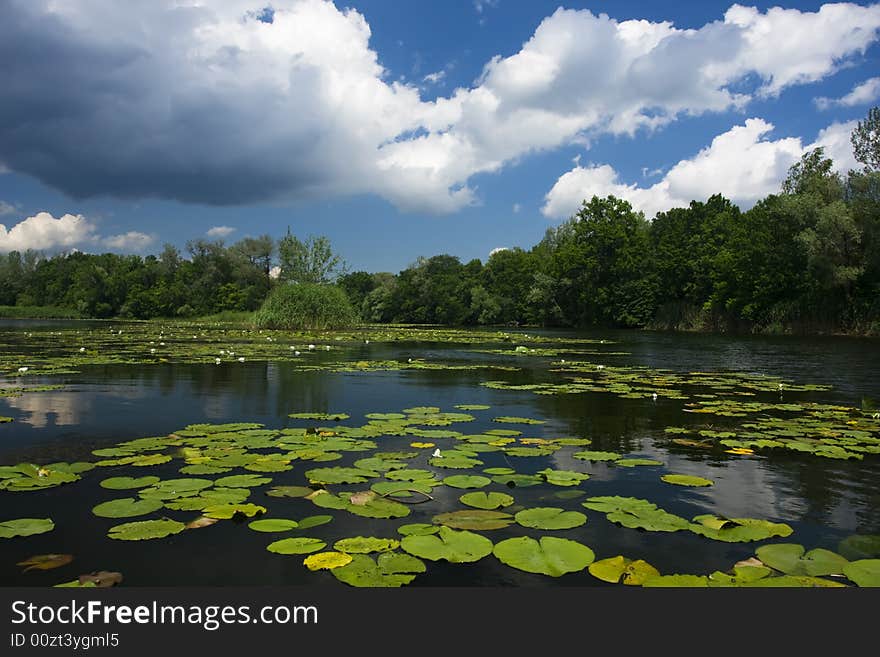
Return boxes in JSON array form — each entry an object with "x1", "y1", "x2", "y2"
[{"x1": 1, "y1": 324, "x2": 878, "y2": 587}]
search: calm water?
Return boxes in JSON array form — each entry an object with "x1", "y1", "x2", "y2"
[{"x1": 1, "y1": 322, "x2": 878, "y2": 586}]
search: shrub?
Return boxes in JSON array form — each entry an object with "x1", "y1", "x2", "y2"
[{"x1": 253, "y1": 283, "x2": 357, "y2": 330}]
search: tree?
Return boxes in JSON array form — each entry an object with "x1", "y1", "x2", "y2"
[
  {"x1": 277, "y1": 230, "x2": 345, "y2": 285},
  {"x1": 852, "y1": 106, "x2": 880, "y2": 172},
  {"x1": 782, "y1": 148, "x2": 843, "y2": 203}
]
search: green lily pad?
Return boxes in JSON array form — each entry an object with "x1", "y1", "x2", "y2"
[
  {"x1": 442, "y1": 475, "x2": 492, "y2": 489},
  {"x1": 385, "y1": 469, "x2": 437, "y2": 482},
  {"x1": 331, "y1": 553, "x2": 426, "y2": 587},
  {"x1": 661, "y1": 474, "x2": 714, "y2": 487},
  {"x1": 213, "y1": 474, "x2": 272, "y2": 488},
  {"x1": 138, "y1": 478, "x2": 213, "y2": 499},
  {"x1": 107, "y1": 519, "x2": 185, "y2": 541},
  {"x1": 305, "y1": 467, "x2": 379, "y2": 485},
  {"x1": 92, "y1": 497, "x2": 164, "y2": 519},
  {"x1": 493, "y1": 536, "x2": 594, "y2": 577},
  {"x1": 202, "y1": 503, "x2": 267, "y2": 519},
  {"x1": 615, "y1": 458, "x2": 663, "y2": 468},
  {"x1": 514, "y1": 507, "x2": 587, "y2": 530},
  {"x1": 838, "y1": 534, "x2": 880, "y2": 560},
  {"x1": 163, "y1": 487, "x2": 250, "y2": 511},
  {"x1": 755, "y1": 544, "x2": 849, "y2": 576},
  {"x1": 266, "y1": 537, "x2": 327, "y2": 555},
  {"x1": 843, "y1": 559, "x2": 880, "y2": 587},
  {"x1": 0, "y1": 518, "x2": 55, "y2": 539},
  {"x1": 401, "y1": 526, "x2": 494, "y2": 563},
  {"x1": 538, "y1": 469, "x2": 590, "y2": 486},
  {"x1": 572, "y1": 450, "x2": 622, "y2": 462},
  {"x1": 266, "y1": 486, "x2": 315, "y2": 498},
  {"x1": 459, "y1": 492, "x2": 515, "y2": 510},
  {"x1": 429, "y1": 454, "x2": 483, "y2": 469},
  {"x1": 295, "y1": 515, "x2": 333, "y2": 530},
  {"x1": 455, "y1": 404, "x2": 490, "y2": 411},
  {"x1": 493, "y1": 416, "x2": 545, "y2": 424},
  {"x1": 310, "y1": 491, "x2": 410, "y2": 519},
  {"x1": 433, "y1": 510, "x2": 514, "y2": 530},
  {"x1": 397, "y1": 523, "x2": 440, "y2": 536},
  {"x1": 588, "y1": 556, "x2": 661, "y2": 585},
  {"x1": 582, "y1": 496, "x2": 690, "y2": 532},
  {"x1": 100, "y1": 476, "x2": 161, "y2": 490},
  {"x1": 248, "y1": 519, "x2": 299, "y2": 533},
  {"x1": 333, "y1": 537, "x2": 401, "y2": 554},
  {"x1": 642, "y1": 574, "x2": 709, "y2": 587},
  {"x1": 370, "y1": 481, "x2": 435, "y2": 498},
  {"x1": 491, "y1": 473, "x2": 543, "y2": 488},
  {"x1": 690, "y1": 515, "x2": 793, "y2": 542}
]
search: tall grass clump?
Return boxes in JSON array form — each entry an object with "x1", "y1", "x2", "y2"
[{"x1": 253, "y1": 284, "x2": 357, "y2": 330}]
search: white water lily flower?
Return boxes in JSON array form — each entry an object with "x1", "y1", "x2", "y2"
[
  {"x1": 432, "y1": 449, "x2": 442, "y2": 458},
  {"x1": 325, "y1": 346, "x2": 330, "y2": 351},
  {"x1": 238, "y1": 357, "x2": 245, "y2": 362},
  {"x1": 79, "y1": 347, "x2": 86, "y2": 353},
  {"x1": 17, "y1": 366, "x2": 28, "y2": 373},
  {"x1": 652, "y1": 393, "x2": 658, "y2": 401},
  {"x1": 150, "y1": 348, "x2": 156, "y2": 354},
  {"x1": 215, "y1": 358, "x2": 221, "y2": 365},
  {"x1": 308, "y1": 344, "x2": 315, "y2": 350}
]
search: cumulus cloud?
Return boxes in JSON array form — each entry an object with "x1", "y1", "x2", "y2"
[
  {"x1": 815, "y1": 77, "x2": 880, "y2": 110},
  {"x1": 206, "y1": 225, "x2": 237, "y2": 238},
  {"x1": 102, "y1": 231, "x2": 156, "y2": 251},
  {"x1": 0, "y1": 1, "x2": 878, "y2": 214},
  {"x1": 542, "y1": 118, "x2": 857, "y2": 219},
  {"x1": 0, "y1": 211, "x2": 154, "y2": 253}
]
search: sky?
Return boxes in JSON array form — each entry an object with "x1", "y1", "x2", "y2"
[{"x1": 0, "y1": 0, "x2": 878, "y2": 273}]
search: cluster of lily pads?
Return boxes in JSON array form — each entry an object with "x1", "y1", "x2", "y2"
[{"x1": 2, "y1": 402, "x2": 878, "y2": 587}]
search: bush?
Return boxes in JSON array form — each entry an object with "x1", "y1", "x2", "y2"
[{"x1": 253, "y1": 283, "x2": 357, "y2": 330}]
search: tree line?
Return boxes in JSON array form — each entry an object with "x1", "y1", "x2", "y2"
[{"x1": 2, "y1": 109, "x2": 879, "y2": 334}]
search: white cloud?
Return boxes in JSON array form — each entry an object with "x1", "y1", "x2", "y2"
[
  {"x1": 0, "y1": 212, "x2": 95, "y2": 252},
  {"x1": 542, "y1": 118, "x2": 858, "y2": 219},
  {"x1": 102, "y1": 231, "x2": 155, "y2": 251},
  {"x1": 0, "y1": 2, "x2": 878, "y2": 214},
  {"x1": 815, "y1": 77, "x2": 880, "y2": 110},
  {"x1": 0, "y1": 200, "x2": 16, "y2": 216},
  {"x1": 422, "y1": 71, "x2": 446, "y2": 85},
  {"x1": 489, "y1": 247, "x2": 508, "y2": 257},
  {"x1": 512, "y1": 203, "x2": 521, "y2": 213},
  {"x1": 0, "y1": 211, "x2": 155, "y2": 253},
  {"x1": 206, "y1": 225, "x2": 237, "y2": 238}
]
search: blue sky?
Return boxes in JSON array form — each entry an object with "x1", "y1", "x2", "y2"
[{"x1": 0, "y1": 0, "x2": 878, "y2": 273}]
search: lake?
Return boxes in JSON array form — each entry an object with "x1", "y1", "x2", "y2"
[{"x1": 1, "y1": 320, "x2": 878, "y2": 587}]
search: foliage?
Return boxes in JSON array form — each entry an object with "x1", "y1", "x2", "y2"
[{"x1": 253, "y1": 283, "x2": 357, "y2": 330}]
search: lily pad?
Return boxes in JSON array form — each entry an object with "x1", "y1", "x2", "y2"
[
  {"x1": 331, "y1": 553, "x2": 426, "y2": 587},
  {"x1": 459, "y1": 492, "x2": 515, "y2": 510},
  {"x1": 588, "y1": 556, "x2": 661, "y2": 585},
  {"x1": 202, "y1": 503, "x2": 267, "y2": 519},
  {"x1": 100, "y1": 476, "x2": 161, "y2": 490},
  {"x1": 397, "y1": 523, "x2": 440, "y2": 536},
  {"x1": 433, "y1": 510, "x2": 514, "y2": 530},
  {"x1": 333, "y1": 537, "x2": 401, "y2": 554},
  {"x1": 843, "y1": 559, "x2": 880, "y2": 587},
  {"x1": 572, "y1": 450, "x2": 622, "y2": 462},
  {"x1": 493, "y1": 536, "x2": 594, "y2": 577},
  {"x1": 266, "y1": 486, "x2": 315, "y2": 498},
  {"x1": 303, "y1": 552, "x2": 353, "y2": 571},
  {"x1": 305, "y1": 467, "x2": 379, "y2": 485},
  {"x1": 92, "y1": 497, "x2": 165, "y2": 519},
  {"x1": 0, "y1": 518, "x2": 55, "y2": 539},
  {"x1": 493, "y1": 416, "x2": 545, "y2": 424},
  {"x1": 514, "y1": 507, "x2": 587, "y2": 530},
  {"x1": 295, "y1": 515, "x2": 333, "y2": 530},
  {"x1": 615, "y1": 458, "x2": 663, "y2": 468},
  {"x1": 442, "y1": 475, "x2": 492, "y2": 489},
  {"x1": 266, "y1": 537, "x2": 326, "y2": 555},
  {"x1": 491, "y1": 473, "x2": 543, "y2": 488},
  {"x1": 755, "y1": 544, "x2": 848, "y2": 576},
  {"x1": 642, "y1": 574, "x2": 709, "y2": 587},
  {"x1": 661, "y1": 474, "x2": 714, "y2": 487},
  {"x1": 538, "y1": 469, "x2": 590, "y2": 486},
  {"x1": 838, "y1": 534, "x2": 880, "y2": 560},
  {"x1": 401, "y1": 526, "x2": 493, "y2": 563},
  {"x1": 213, "y1": 474, "x2": 272, "y2": 488},
  {"x1": 248, "y1": 519, "x2": 299, "y2": 533},
  {"x1": 690, "y1": 515, "x2": 793, "y2": 542},
  {"x1": 17, "y1": 554, "x2": 74, "y2": 572},
  {"x1": 107, "y1": 519, "x2": 185, "y2": 541}
]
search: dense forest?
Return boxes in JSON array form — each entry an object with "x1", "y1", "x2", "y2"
[{"x1": 1, "y1": 110, "x2": 879, "y2": 335}]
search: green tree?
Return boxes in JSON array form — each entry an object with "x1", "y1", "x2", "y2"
[
  {"x1": 851, "y1": 106, "x2": 880, "y2": 172},
  {"x1": 277, "y1": 230, "x2": 345, "y2": 285}
]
